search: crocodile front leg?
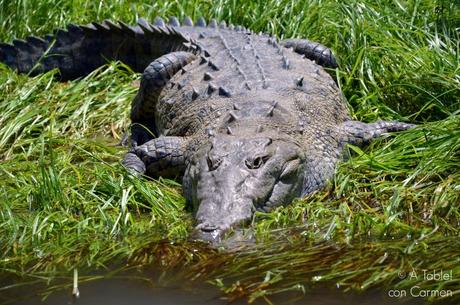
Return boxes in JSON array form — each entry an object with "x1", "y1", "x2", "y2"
[
  {"x1": 281, "y1": 38, "x2": 338, "y2": 68},
  {"x1": 340, "y1": 120, "x2": 415, "y2": 145},
  {"x1": 301, "y1": 120, "x2": 415, "y2": 195},
  {"x1": 302, "y1": 138, "x2": 341, "y2": 196},
  {"x1": 130, "y1": 51, "x2": 196, "y2": 147},
  {"x1": 122, "y1": 136, "x2": 188, "y2": 178}
]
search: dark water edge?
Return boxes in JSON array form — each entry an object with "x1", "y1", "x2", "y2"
[{"x1": 2, "y1": 268, "x2": 449, "y2": 305}]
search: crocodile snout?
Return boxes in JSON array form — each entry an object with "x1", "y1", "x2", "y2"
[{"x1": 192, "y1": 223, "x2": 226, "y2": 244}]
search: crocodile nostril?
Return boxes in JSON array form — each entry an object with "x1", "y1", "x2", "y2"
[{"x1": 199, "y1": 224, "x2": 218, "y2": 232}]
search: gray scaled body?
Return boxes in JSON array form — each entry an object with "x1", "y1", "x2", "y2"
[{"x1": 0, "y1": 17, "x2": 414, "y2": 244}]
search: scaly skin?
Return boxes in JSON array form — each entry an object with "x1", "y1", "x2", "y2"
[{"x1": 0, "y1": 17, "x2": 415, "y2": 245}]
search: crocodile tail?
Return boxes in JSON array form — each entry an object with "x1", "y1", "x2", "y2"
[{"x1": 0, "y1": 19, "x2": 201, "y2": 80}]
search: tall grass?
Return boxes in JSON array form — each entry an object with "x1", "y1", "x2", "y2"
[{"x1": 0, "y1": 0, "x2": 459, "y2": 304}]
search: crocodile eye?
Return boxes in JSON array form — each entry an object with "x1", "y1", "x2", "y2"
[
  {"x1": 207, "y1": 156, "x2": 221, "y2": 171},
  {"x1": 245, "y1": 155, "x2": 269, "y2": 169}
]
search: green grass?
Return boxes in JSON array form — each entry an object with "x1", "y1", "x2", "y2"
[{"x1": 0, "y1": 0, "x2": 459, "y2": 304}]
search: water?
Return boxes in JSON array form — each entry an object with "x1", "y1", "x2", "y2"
[{"x1": 1, "y1": 269, "x2": 429, "y2": 305}]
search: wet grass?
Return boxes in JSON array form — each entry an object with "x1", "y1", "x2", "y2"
[{"x1": 0, "y1": 0, "x2": 459, "y2": 304}]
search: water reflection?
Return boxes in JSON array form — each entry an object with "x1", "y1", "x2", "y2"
[{"x1": 1, "y1": 269, "x2": 428, "y2": 305}]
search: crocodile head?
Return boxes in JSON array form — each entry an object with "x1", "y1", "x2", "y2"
[{"x1": 184, "y1": 135, "x2": 306, "y2": 244}]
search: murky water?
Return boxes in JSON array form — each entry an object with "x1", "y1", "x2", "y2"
[{"x1": 1, "y1": 269, "x2": 431, "y2": 305}]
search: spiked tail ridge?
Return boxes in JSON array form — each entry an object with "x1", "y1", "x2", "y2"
[{"x1": 0, "y1": 19, "x2": 203, "y2": 80}]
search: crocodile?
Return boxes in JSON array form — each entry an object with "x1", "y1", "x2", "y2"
[{"x1": 0, "y1": 17, "x2": 414, "y2": 244}]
